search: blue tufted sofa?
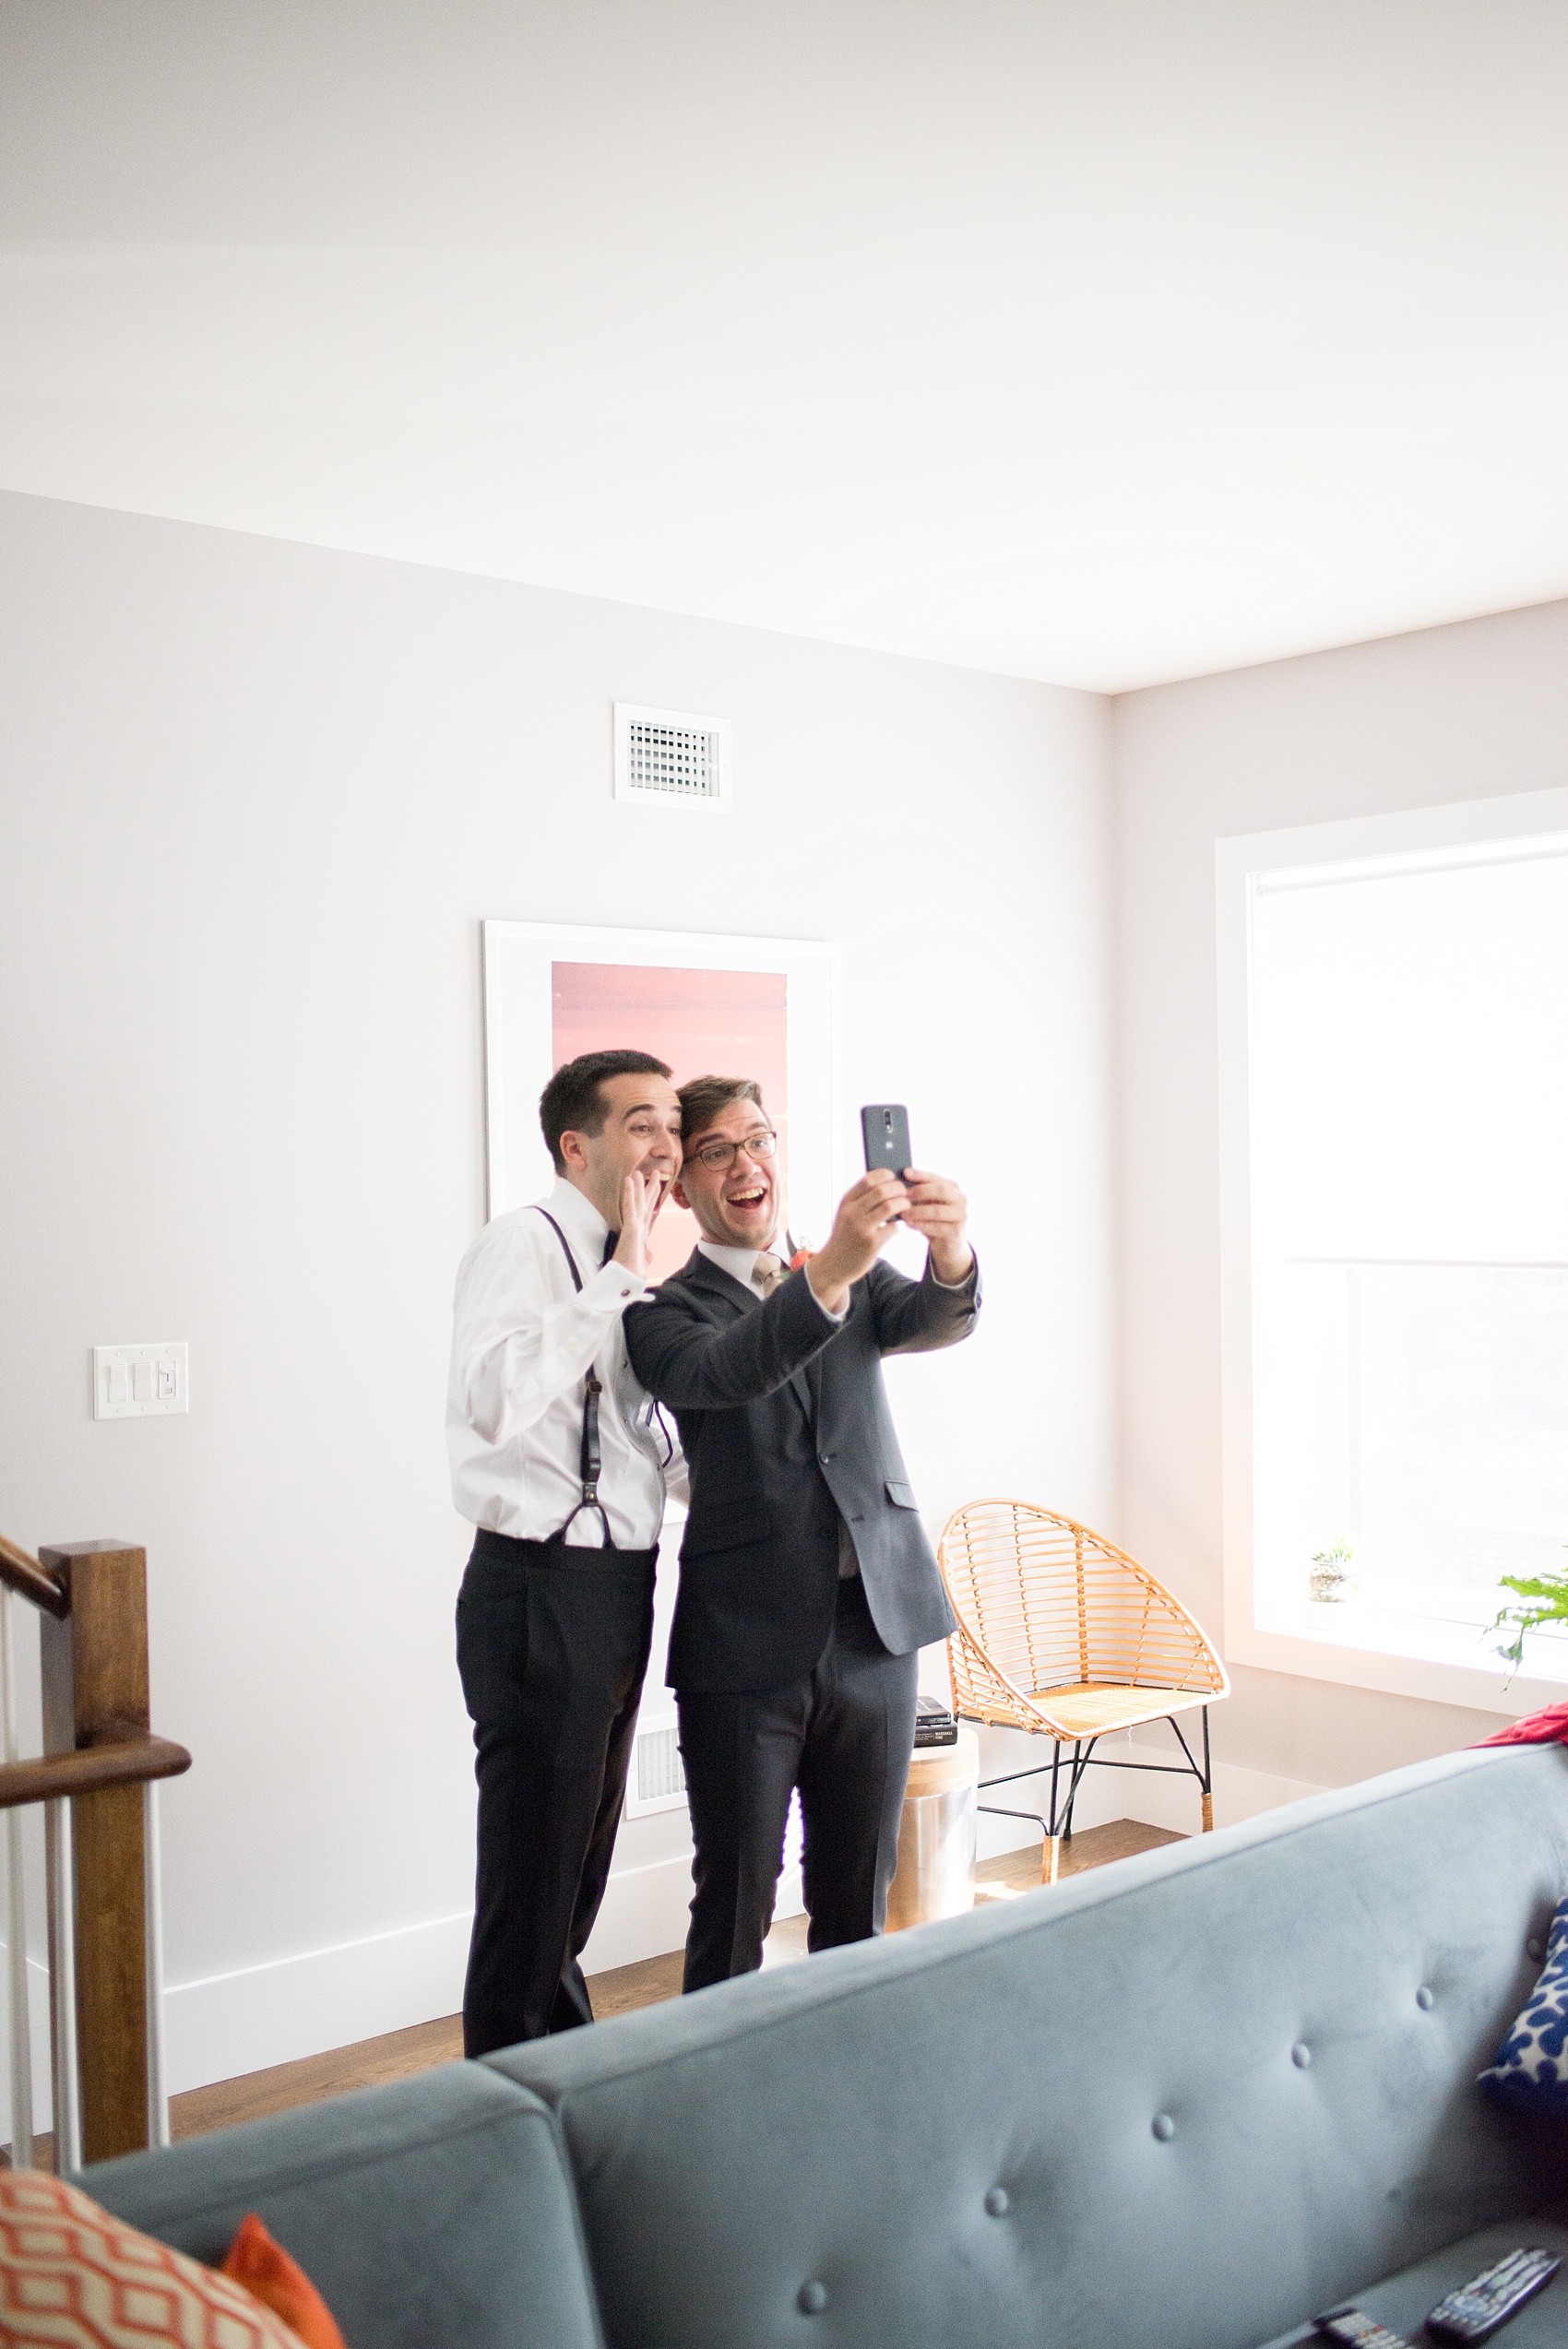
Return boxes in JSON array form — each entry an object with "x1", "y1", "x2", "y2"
[{"x1": 84, "y1": 1743, "x2": 1568, "y2": 2349}]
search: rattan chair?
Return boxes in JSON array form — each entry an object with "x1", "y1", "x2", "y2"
[{"x1": 938, "y1": 1497, "x2": 1229, "y2": 1883}]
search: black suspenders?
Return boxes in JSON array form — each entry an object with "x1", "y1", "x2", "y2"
[{"x1": 532, "y1": 1208, "x2": 613, "y2": 1548}]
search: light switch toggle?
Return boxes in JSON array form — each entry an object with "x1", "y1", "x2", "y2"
[{"x1": 93, "y1": 1344, "x2": 189, "y2": 1420}]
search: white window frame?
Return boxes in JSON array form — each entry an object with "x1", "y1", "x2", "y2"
[{"x1": 1216, "y1": 782, "x2": 1568, "y2": 1717}]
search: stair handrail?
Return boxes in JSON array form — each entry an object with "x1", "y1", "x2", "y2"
[
  {"x1": 0, "y1": 1535, "x2": 67, "y2": 1618},
  {"x1": 0, "y1": 1731, "x2": 192, "y2": 1810},
  {"x1": 0, "y1": 1531, "x2": 190, "y2": 2172}
]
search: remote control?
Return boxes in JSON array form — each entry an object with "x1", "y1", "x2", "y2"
[
  {"x1": 1424, "y1": 2247, "x2": 1561, "y2": 2343},
  {"x1": 1314, "y1": 2310, "x2": 1413, "y2": 2348}
]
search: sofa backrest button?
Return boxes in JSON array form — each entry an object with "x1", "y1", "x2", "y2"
[
  {"x1": 798, "y1": 2282, "x2": 828, "y2": 2315},
  {"x1": 984, "y1": 2187, "x2": 1010, "y2": 2216},
  {"x1": 1527, "y1": 1937, "x2": 1546, "y2": 1963},
  {"x1": 1152, "y1": 2112, "x2": 1175, "y2": 2141},
  {"x1": 1416, "y1": 1986, "x2": 1435, "y2": 2011},
  {"x1": 1291, "y1": 2042, "x2": 1312, "y2": 2068}
]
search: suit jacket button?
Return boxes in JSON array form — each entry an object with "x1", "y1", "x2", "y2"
[{"x1": 818, "y1": 1450, "x2": 835, "y2": 1463}]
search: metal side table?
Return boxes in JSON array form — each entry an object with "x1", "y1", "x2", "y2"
[{"x1": 886, "y1": 1726, "x2": 979, "y2": 1931}]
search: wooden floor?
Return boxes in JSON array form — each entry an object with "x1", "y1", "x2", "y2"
[
  {"x1": 977, "y1": 1813, "x2": 1182, "y2": 1894},
  {"x1": 10, "y1": 1820, "x2": 1182, "y2": 2166}
]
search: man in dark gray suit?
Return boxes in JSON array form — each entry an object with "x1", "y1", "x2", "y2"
[{"x1": 624, "y1": 1075, "x2": 979, "y2": 1989}]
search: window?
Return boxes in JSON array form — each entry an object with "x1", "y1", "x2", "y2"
[{"x1": 1218, "y1": 789, "x2": 1568, "y2": 1712}]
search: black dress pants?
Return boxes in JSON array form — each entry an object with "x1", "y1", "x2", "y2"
[
  {"x1": 676, "y1": 1575, "x2": 919, "y2": 1993},
  {"x1": 457, "y1": 1528, "x2": 656, "y2": 2056}
]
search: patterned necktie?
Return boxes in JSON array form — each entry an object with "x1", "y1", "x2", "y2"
[{"x1": 753, "y1": 1251, "x2": 785, "y2": 1297}]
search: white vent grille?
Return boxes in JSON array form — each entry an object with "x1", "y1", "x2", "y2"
[
  {"x1": 627, "y1": 718, "x2": 718, "y2": 799},
  {"x1": 613, "y1": 703, "x2": 731, "y2": 813},
  {"x1": 624, "y1": 1721, "x2": 688, "y2": 1818}
]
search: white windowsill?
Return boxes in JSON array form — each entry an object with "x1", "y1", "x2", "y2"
[{"x1": 1225, "y1": 1608, "x2": 1568, "y2": 1718}]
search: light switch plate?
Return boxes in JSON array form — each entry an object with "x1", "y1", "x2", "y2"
[{"x1": 93, "y1": 1343, "x2": 189, "y2": 1419}]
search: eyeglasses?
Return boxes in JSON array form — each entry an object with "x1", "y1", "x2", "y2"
[{"x1": 688, "y1": 1129, "x2": 778, "y2": 1173}]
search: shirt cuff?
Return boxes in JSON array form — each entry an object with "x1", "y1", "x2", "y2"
[
  {"x1": 801, "y1": 1274, "x2": 848, "y2": 1325},
  {"x1": 928, "y1": 1252, "x2": 978, "y2": 1292},
  {"x1": 588, "y1": 1259, "x2": 650, "y2": 1308}
]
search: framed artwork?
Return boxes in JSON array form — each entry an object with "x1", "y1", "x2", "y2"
[{"x1": 482, "y1": 922, "x2": 841, "y2": 1283}]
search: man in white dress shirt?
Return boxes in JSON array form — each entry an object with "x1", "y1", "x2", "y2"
[{"x1": 447, "y1": 1049, "x2": 685, "y2": 2053}]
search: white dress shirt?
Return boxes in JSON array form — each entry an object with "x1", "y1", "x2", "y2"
[
  {"x1": 447, "y1": 1178, "x2": 686, "y2": 1548},
  {"x1": 696, "y1": 1232, "x2": 974, "y2": 1311},
  {"x1": 696, "y1": 1234, "x2": 846, "y2": 1319}
]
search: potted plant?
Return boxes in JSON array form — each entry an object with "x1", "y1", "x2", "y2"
[
  {"x1": 1309, "y1": 1539, "x2": 1357, "y2": 1604},
  {"x1": 1491, "y1": 1549, "x2": 1568, "y2": 1679}
]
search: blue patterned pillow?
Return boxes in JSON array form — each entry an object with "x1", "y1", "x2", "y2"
[{"x1": 1479, "y1": 1895, "x2": 1568, "y2": 2115}]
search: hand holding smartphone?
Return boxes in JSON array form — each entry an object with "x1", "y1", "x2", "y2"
[
  {"x1": 807, "y1": 1106, "x2": 923, "y2": 1311},
  {"x1": 856, "y1": 1102, "x2": 971, "y2": 1287}
]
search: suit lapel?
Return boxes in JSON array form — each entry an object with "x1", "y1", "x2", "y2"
[
  {"x1": 678, "y1": 1249, "x2": 815, "y2": 1424},
  {"x1": 679, "y1": 1248, "x2": 755, "y2": 1316}
]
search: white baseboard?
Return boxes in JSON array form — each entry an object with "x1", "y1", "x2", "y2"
[
  {"x1": 1109, "y1": 1742, "x2": 1324, "y2": 1833},
  {"x1": 160, "y1": 1843, "x2": 723, "y2": 2097},
  {"x1": 163, "y1": 1913, "x2": 473, "y2": 2098},
  {"x1": 79, "y1": 1744, "x2": 1329, "y2": 2104}
]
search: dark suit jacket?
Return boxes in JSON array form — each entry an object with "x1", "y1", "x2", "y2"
[{"x1": 624, "y1": 1249, "x2": 980, "y2": 1693}]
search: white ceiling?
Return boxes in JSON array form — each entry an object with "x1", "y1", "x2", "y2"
[{"x1": 4, "y1": 1, "x2": 1568, "y2": 692}]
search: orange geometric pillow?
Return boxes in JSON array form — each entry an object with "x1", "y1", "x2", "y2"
[
  {"x1": 221, "y1": 2213, "x2": 346, "y2": 2349},
  {"x1": 0, "y1": 2169, "x2": 313, "y2": 2348}
]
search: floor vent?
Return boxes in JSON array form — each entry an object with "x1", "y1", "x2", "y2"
[
  {"x1": 613, "y1": 703, "x2": 731, "y2": 813},
  {"x1": 624, "y1": 1721, "x2": 688, "y2": 1818}
]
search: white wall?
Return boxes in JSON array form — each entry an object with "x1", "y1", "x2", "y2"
[
  {"x1": 1114, "y1": 595, "x2": 1568, "y2": 1790},
  {"x1": 0, "y1": 489, "x2": 1116, "y2": 2090}
]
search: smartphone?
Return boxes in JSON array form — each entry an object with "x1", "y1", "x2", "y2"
[{"x1": 861, "y1": 1103, "x2": 912, "y2": 1178}]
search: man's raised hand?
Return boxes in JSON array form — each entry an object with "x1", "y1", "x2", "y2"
[
  {"x1": 899, "y1": 1170, "x2": 973, "y2": 1287},
  {"x1": 612, "y1": 1169, "x2": 669, "y2": 1278},
  {"x1": 805, "y1": 1169, "x2": 909, "y2": 1316}
]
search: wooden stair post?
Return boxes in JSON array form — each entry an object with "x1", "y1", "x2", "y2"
[{"x1": 38, "y1": 1540, "x2": 154, "y2": 2165}]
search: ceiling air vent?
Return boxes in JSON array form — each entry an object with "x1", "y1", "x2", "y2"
[{"x1": 613, "y1": 702, "x2": 731, "y2": 813}]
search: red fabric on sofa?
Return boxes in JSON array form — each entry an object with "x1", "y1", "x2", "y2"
[{"x1": 1474, "y1": 1702, "x2": 1568, "y2": 1748}]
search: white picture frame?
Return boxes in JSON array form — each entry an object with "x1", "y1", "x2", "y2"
[{"x1": 481, "y1": 917, "x2": 842, "y2": 1258}]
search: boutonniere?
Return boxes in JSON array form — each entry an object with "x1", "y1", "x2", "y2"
[{"x1": 784, "y1": 1246, "x2": 814, "y2": 1278}]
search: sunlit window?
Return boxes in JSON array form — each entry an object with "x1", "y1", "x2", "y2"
[{"x1": 1246, "y1": 836, "x2": 1568, "y2": 1682}]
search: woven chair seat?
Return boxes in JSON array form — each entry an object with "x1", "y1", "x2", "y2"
[{"x1": 1019, "y1": 1681, "x2": 1213, "y2": 1741}]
